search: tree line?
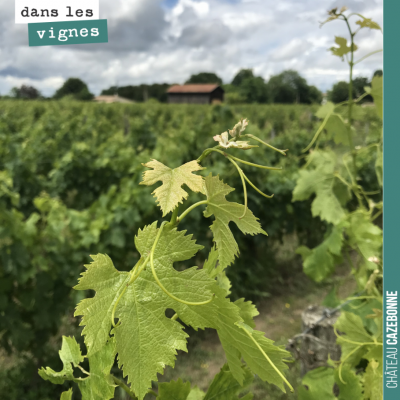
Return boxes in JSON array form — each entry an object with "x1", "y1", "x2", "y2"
[{"x1": 2, "y1": 68, "x2": 382, "y2": 104}]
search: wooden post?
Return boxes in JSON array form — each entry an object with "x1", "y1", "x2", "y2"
[{"x1": 292, "y1": 305, "x2": 341, "y2": 376}]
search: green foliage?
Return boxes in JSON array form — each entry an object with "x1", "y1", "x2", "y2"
[
  {"x1": 140, "y1": 160, "x2": 205, "y2": 216},
  {"x1": 0, "y1": 98, "x2": 379, "y2": 398},
  {"x1": 294, "y1": 7, "x2": 383, "y2": 400},
  {"x1": 267, "y1": 70, "x2": 322, "y2": 104},
  {"x1": 186, "y1": 72, "x2": 223, "y2": 85},
  {"x1": 54, "y1": 77, "x2": 94, "y2": 101},
  {"x1": 102, "y1": 83, "x2": 170, "y2": 102},
  {"x1": 203, "y1": 174, "x2": 267, "y2": 271},
  {"x1": 156, "y1": 364, "x2": 253, "y2": 400},
  {"x1": 37, "y1": 118, "x2": 297, "y2": 399},
  {"x1": 329, "y1": 36, "x2": 357, "y2": 60},
  {"x1": 298, "y1": 367, "x2": 336, "y2": 400}
]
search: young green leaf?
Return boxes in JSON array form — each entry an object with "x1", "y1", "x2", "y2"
[
  {"x1": 356, "y1": 17, "x2": 382, "y2": 31},
  {"x1": 140, "y1": 159, "x2": 205, "y2": 216},
  {"x1": 203, "y1": 364, "x2": 254, "y2": 400},
  {"x1": 157, "y1": 378, "x2": 192, "y2": 400},
  {"x1": 296, "y1": 222, "x2": 347, "y2": 282},
  {"x1": 60, "y1": 389, "x2": 73, "y2": 400},
  {"x1": 203, "y1": 174, "x2": 267, "y2": 271},
  {"x1": 234, "y1": 298, "x2": 259, "y2": 328},
  {"x1": 335, "y1": 312, "x2": 375, "y2": 367},
  {"x1": 334, "y1": 364, "x2": 363, "y2": 400},
  {"x1": 363, "y1": 360, "x2": 383, "y2": 400},
  {"x1": 348, "y1": 212, "x2": 382, "y2": 266},
  {"x1": 39, "y1": 336, "x2": 83, "y2": 384},
  {"x1": 187, "y1": 387, "x2": 206, "y2": 400},
  {"x1": 325, "y1": 114, "x2": 350, "y2": 146},
  {"x1": 74, "y1": 254, "x2": 130, "y2": 356},
  {"x1": 293, "y1": 150, "x2": 345, "y2": 224},
  {"x1": 329, "y1": 36, "x2": 358, "y2": 60},
  {"x1": 298, "y1": 367, "x2": 335, "y2": 400},
  {"x1": 113, "y1": 223, "x2": 213, "y2": 400},
  {"x1": 78, "y1": 338, "x2": 117, "y2": 400},
  {"x1": 315, "y1": 101, "x2": 335, "y2": 119}
]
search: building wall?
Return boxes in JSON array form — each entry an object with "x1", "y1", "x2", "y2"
[{"x1": 168, "y1": 93, "x2": 211, "y2": 104}]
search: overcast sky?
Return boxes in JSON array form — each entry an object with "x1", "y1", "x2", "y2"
[{"x1": 0, "y1": 0, "x2": 383, "y2": 96}]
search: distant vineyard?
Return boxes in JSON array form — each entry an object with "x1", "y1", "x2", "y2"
[{"x1": 0, "y1": 100, "x2": 381, "y2": 398}]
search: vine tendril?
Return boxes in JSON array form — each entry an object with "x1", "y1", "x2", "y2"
[{"x1": 150, "y1": 222, "x2": 214, "y2": 306}]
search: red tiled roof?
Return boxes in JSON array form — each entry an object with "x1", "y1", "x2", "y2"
[{"x1": 167, "y1": 84, "x2": 220, "y2": 94}]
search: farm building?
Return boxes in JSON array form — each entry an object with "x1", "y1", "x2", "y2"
[
  {"x1": 167, "y1": 84, "x2": 224, "y2": 104},
  {"x1": 94, "y1": 95, "x2": 133, "y2": 104}
]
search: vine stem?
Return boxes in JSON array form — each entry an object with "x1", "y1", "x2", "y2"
[
  {"x1": 225, "y1": 156, "x2": 248, "y2": 218},
  {"x1": 150, "y1": 222, "x2": 214, "y2": 306},
  {"x1": 244, "y1": 134, "x2": 288, "y2": 155},
  {"x1": 343, "y1": 14, "x2": 357, "y2": 175},
  {"x1": 237, "y1": 324, "x2": 294, "y2": 393},
  {"x1": 177, "y1": 200, "x2": 208, "y2": 223},
  {"x1": 111, "y1": 255, "x2": 150, "y2": 328},
  {"x1": 302, "y1": 109, "x2": 333, "y2": 153},
  {"x1": 243, "y1": 173, "x2": 274, "y2": 199},
  {"x1": 111, "y1": 375, "x2": 138, "y2": 399},
  {"x1": 354, "y1": 49, "x2": 383, "y2": 65}
]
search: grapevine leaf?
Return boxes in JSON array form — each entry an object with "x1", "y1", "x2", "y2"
[
  {"x1": 203, "y1": 245, "x2": 219, "y2": 278},
  {"x1": 329, "y1": 36, "x2": 358, "y2": 60},
  {"x1": 187, "y1": 387, "x2": 206, "y2": 400},
  {"x1": 78, "y1": 338, "x2": 116, "y2": 400},
  {"x1": 363, "y1": 360, "x2": 382, "y2": 400},
  {"x1": 325, "y1": 114, "x2": 350, "y2": 146},
  {"x1": 296, "y1": 223, "x2": 347, "y2": 282},
  {"x1": 297, "y1": 245, "x2": 334, "y2": 283},
  {"x1": 203, "y1": 364, "x2": 254, "y2": 400},
  {"x1": 216, "y1": 271, "x2": 232, "y2": 295},
  {"x1": 348, "y1": 212, "x2": 382, "y2": 266},
  {"x1": 334, "y1": 365, "x2": 363, "y2": 400},
  {"x1": 140, "y1": 159, "x2": 205, "y2": 216},
  {"x1": 114, "y1": 223, "x2": 213, "y2": 400},
  {"x1": 356, "y1": 17, "x2": 382, "y2": 31},
  {"x1": 222, "y1": 322, "x2": 291, "y2": 391},
  {"x1": 315, "y1": 102, "x2": 334, "y2": 119},
  {"x1": 169, "y1": 280, "x2": 290, "y2": 391},
  {"x1": 311, "y1": 181, "x2": 345, "y2": 224},
  {"x1": 234, "y1": 298, "x2": 259, "y2": 328},
  {"x1": 335, "y1": 312, "x2": 374, "y2": 367},
  {"x1": 298, "y1": 367, "x2": 335, "y2": 400},
  {"x1": 203, "y1": 174, "x2": 267, "y2": 271},
  {"x1": 375, "y1": 146, "x2": 383, "y2": 187},
  {"x1": 370, "y1": 76, "x2": 383, "y2": 119},
  {"x1": 60, "y1": 389, "x2": 73, "y2": 400},
  {"x1": 157, "y1": 378, "x2": 191, "y2": 400},
  {"x1": 74, "y1": 254, "x2": 130, "y2": 356},
  {"x1": 293, "y1": 150, "x2": 345, "y2": 224},
  {"x1": 39, "y1": 336, "x2": 83, "y2": 384}
]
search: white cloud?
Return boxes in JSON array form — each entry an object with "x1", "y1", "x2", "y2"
[{"x1": 0, "y1": 0, "x2": 383, "y2": 96}]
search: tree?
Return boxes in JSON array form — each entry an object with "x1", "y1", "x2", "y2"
[
  {"x1": 54, "y1": 78, "x2": 94, "y2": 101},
  {"x1": 10, "y1": 85, "x2": 40, "y2": 99},
  {"x1": 231, "y1": 69, "x2": 254, "y2": 87},
  {"x1": 267, "y1": 70, "x2": 322, "y2": 104},
  {"x1": 373, "y1": 69, "x2": 383, "y2": 77},
  {"x1": 327, "y1": 81, "x2": 351, "y2": 103},
  {"x1": 239, "y1": 76, "x2": 270, "y2": 103},
  {"x1": 101, "y1": 84, "x2": 170, "y2": 102},
  {"x1": 229, "y1": 69, "x2": 270, "y2": 103},
  {"x1": 185, "y1": 72, "x2": 223, "y2": 85},
  {"x1": 353, "y1": 77, "x2": 369, "y2": 98}
]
